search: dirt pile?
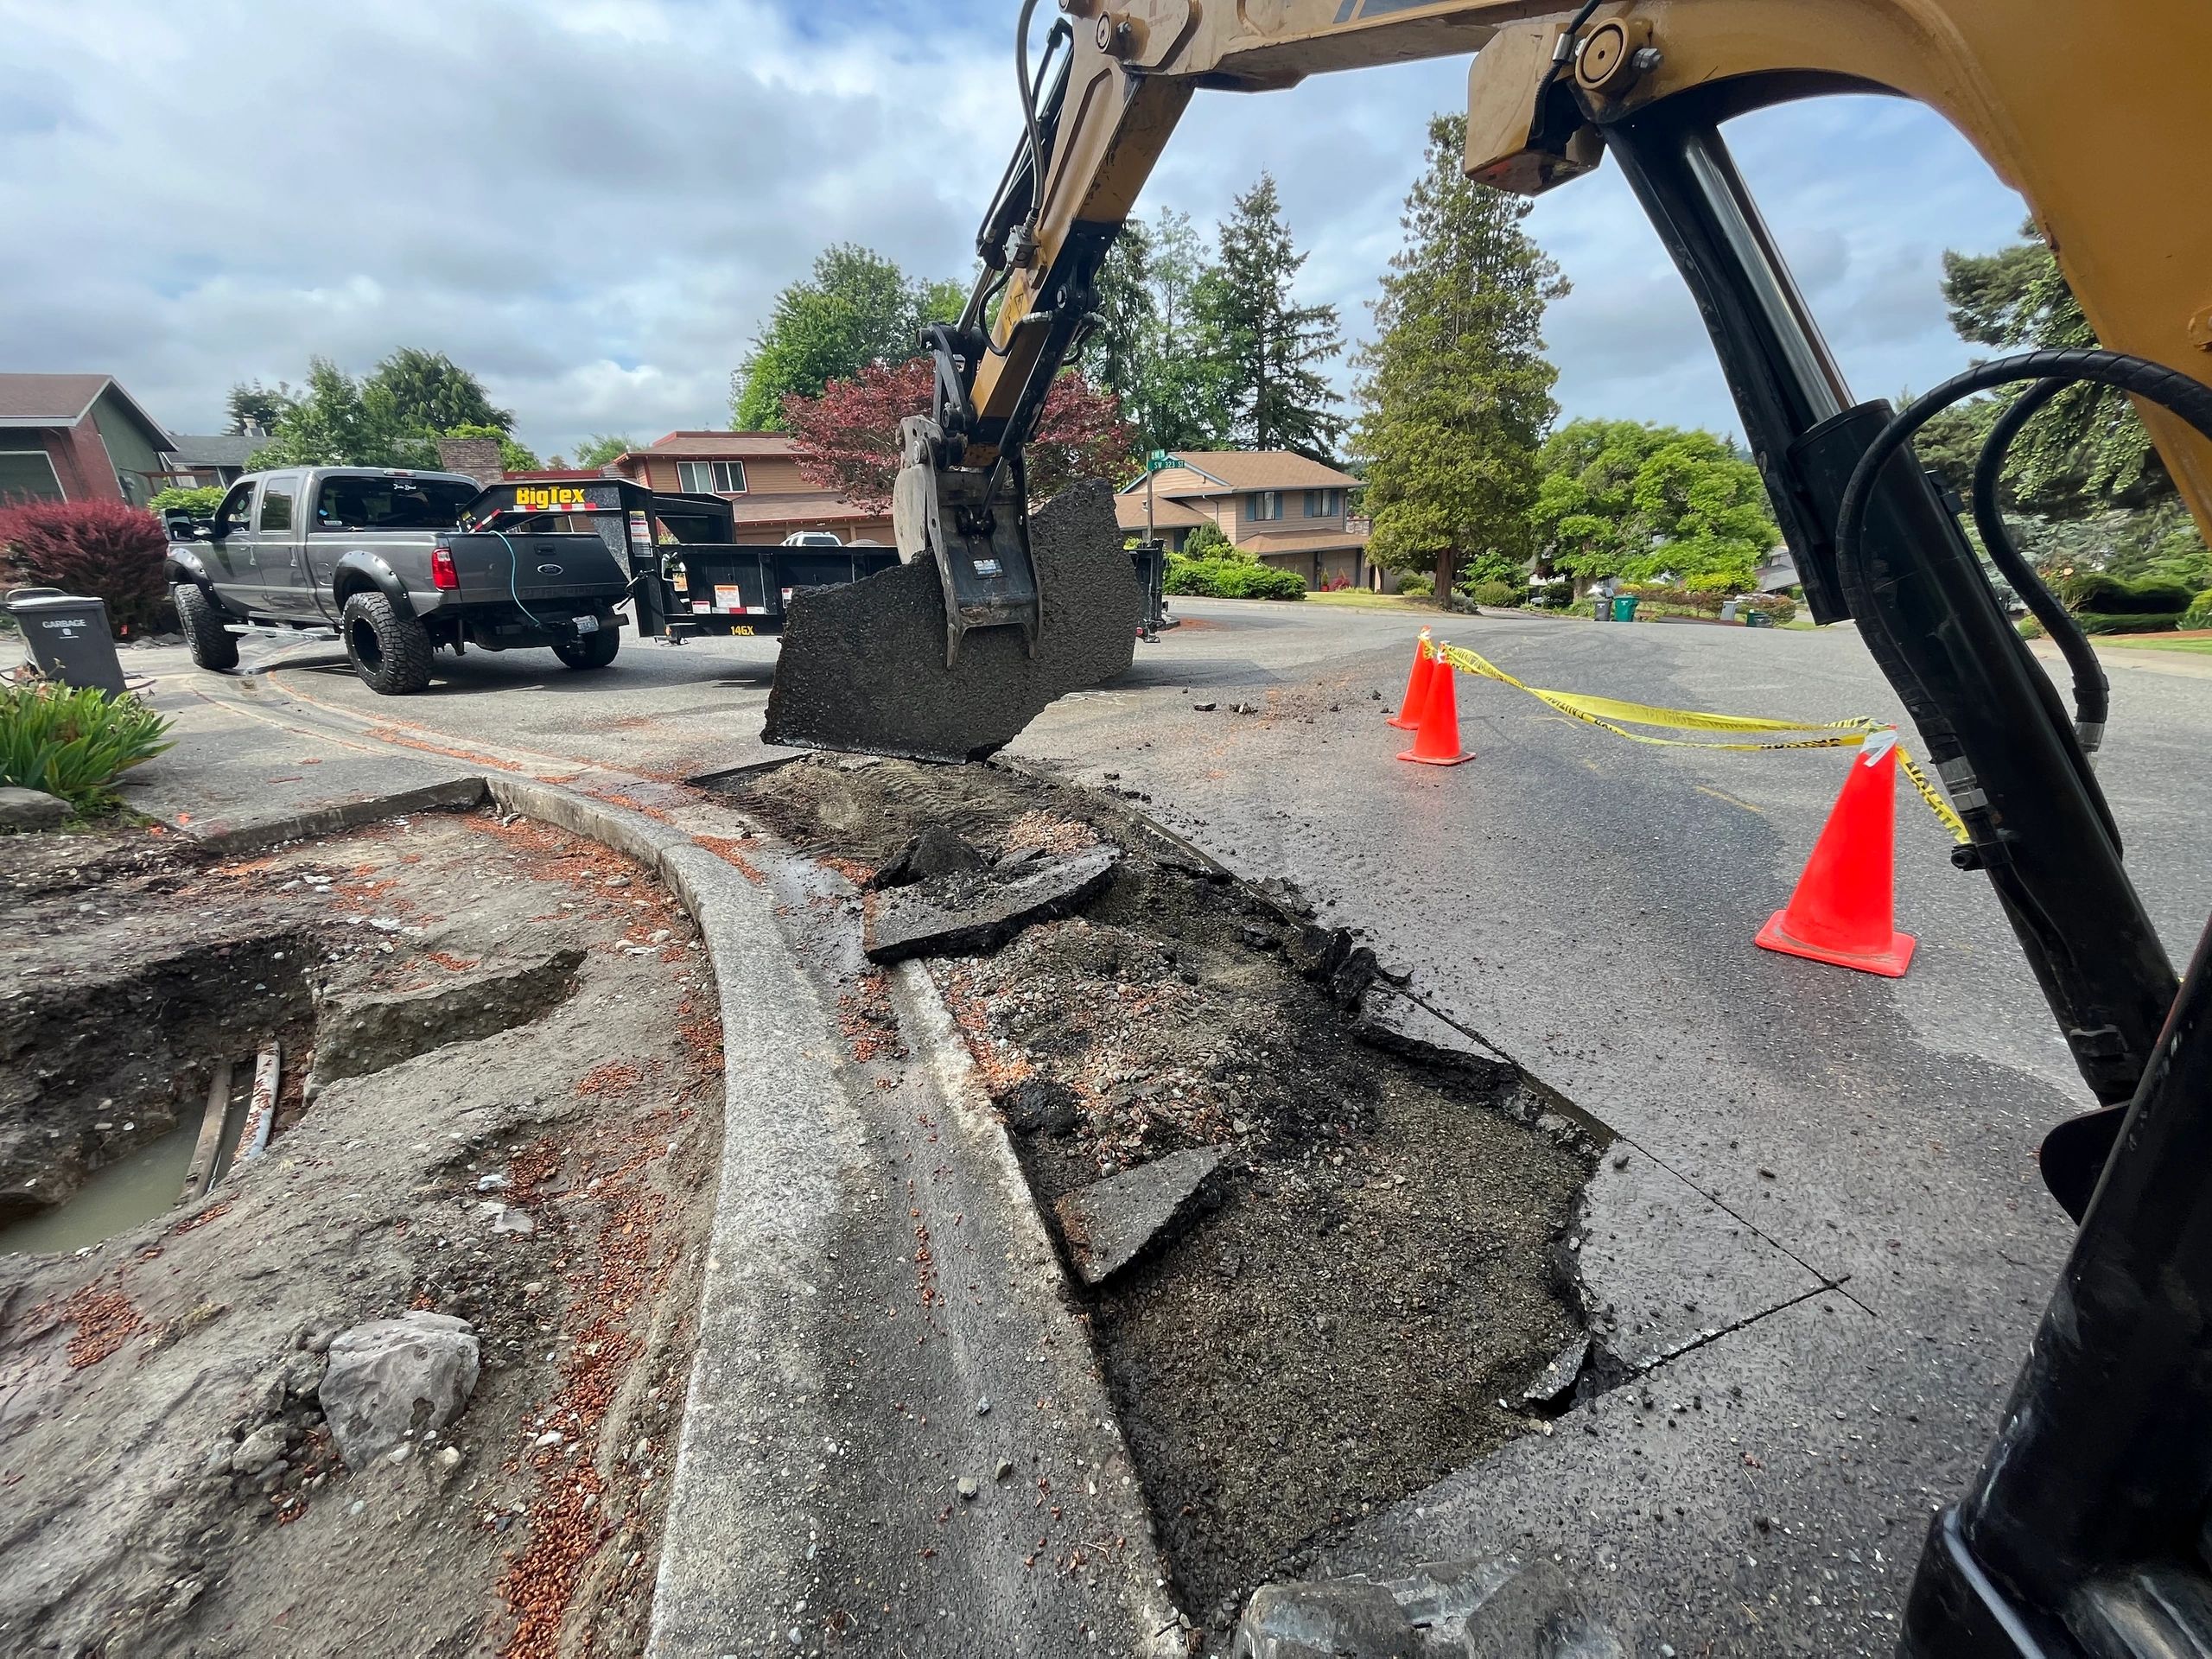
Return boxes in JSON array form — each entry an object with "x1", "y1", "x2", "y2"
[
  {"x1": 0, "y1": 809, "x2": 722, "y2": 1659},
  {"x1": 727, "y1": 754, "x2": 1595, "y2": 1630}
]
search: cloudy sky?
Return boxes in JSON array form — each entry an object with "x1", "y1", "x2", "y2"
[{"x1": 1, "y1": 0, "x2": 2026, "y2": 461}]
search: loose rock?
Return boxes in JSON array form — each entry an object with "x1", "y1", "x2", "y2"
[{"x1": 317, "y1": 1312, "x2": 480, "y2": 1468}]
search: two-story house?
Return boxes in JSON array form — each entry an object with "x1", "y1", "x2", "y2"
[
  {"x1": 1114, "y1": 451, "x2": 1367, "y2": 589},
  {"x1": 0, "y1": 373, "x2": 177, "y2": 506},
  {"x1": 611, "y1": 432, "x2": 893, "y2": 544}
]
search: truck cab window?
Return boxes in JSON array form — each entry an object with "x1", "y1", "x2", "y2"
[
  {"x1": 315, "y1": 476, "x2": 479, "y2": 531},
  {"x1": 258, "y1": 484, "x2": 296, "y2": 532},
  {"x1": 212, "y1": 481, "x2": 257, "y2": 539}
]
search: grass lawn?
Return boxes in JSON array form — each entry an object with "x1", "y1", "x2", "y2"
[
  {"x1": 2101, "y1": 634, "x2": 2212, "y2": 656},
  {"x1": 1305, "y1": 589, "x2": 1435, "y2": 612}
]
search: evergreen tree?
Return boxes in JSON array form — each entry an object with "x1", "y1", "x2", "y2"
[
  {"x1": 1195, "y1": 175, "x2": 1344, "y2": 459},
  {"x1": 1355, "y1": 115, "x2": 1566, "y2": 600},
  {"x1": 732, "y1": 246, "x2": 963, "y2": 430},
  {"x1": 1081, "y1": 217, "x2": 1155, "y2": 414}
]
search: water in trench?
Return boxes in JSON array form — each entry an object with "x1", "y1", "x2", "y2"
[{"x1": 0, "y1": 1119, "x2": 205, "y2": 1257}]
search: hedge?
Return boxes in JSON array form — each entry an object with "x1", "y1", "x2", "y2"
[
  {"x1": 2060, "y1": 571, "x2": 2193, "y2": 616},
  {"x1": 1163, "y1": 556, "x2": 1306, "y2": 601},
  {"x1": 1622, "y1": 582, "x2": 1797, "y2": 624},
  {"x1": 2074, "y1": 612, "x2": 2182, "y2": 636},
  {"x1": 2184, "y1": 589, "x2": 2212, "y2": 631}
]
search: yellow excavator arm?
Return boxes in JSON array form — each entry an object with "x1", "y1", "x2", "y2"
[{"x1": 962, "y1": 0, "x2": 2212, "y2": 520}]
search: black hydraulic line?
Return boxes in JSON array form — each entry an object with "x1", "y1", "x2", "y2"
[
  {"x1": 1970, "y1": 379, "x2": 2110, "y2": 753},
  {"x1": 1836, "y1": 349, "x2": 2212, "y2": 600}
]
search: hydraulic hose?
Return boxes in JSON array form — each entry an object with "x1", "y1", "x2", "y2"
[{"x1": 1969, "y1": 379, "x2": 2110, "y2": 754}]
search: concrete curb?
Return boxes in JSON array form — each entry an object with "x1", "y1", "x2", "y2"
[
  {"x1": 889, "y1": 960, "x2": 1185, "y2": 1654},
  {"x1": 184, "y1": 776, "x2": 491, "y2": 858}
]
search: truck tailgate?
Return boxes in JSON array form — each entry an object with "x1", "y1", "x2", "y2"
[{"x1": 439, "y1": 532, "x2": 628, "y2": 606}]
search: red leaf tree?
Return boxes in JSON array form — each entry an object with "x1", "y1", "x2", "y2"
[
  {"x1": 0, "y1": 498, "x2": 169, "y2": 637},
  {"x1": 785, "y1": 359, "x2": 1135, "y2": 517}
]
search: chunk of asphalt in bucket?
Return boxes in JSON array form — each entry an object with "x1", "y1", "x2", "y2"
[{"x1": 761, "y1": 481, "x2": 1141, "y2": 764}]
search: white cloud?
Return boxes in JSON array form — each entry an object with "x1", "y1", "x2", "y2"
[{"x1": 0, "y1": 0, "x2": 2026, "y2": 458}]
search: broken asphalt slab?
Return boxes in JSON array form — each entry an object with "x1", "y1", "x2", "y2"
[
  {"x1": 311, "y1": 950, "x2": 585, "y2": 1083},
  {"x1": 863, "y1": 843, "x2": 1121, "y2": 963},
  {"x1": 1053, "y1": 1147, "x2": 1226, "y2": 1287}
]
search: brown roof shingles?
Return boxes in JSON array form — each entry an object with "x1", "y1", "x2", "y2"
[
  {"x1": 0, "y1": 373, "x2": 115, "y2": 425},
  {"x1": 1122, "y1": 450, "x2": 1361, "y2": 496}
]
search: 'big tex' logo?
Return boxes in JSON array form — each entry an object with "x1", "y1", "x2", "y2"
[{"x1": 516, "y1": 486, "x2": 588, "y2": 509}]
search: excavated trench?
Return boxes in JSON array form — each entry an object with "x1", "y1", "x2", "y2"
[
  {"x1": 723, "y1": 754, "x2": 1604, "y2": 1628},
  {"x1": 0, "y1": 932, "x2": 315, "y2": 1249}
]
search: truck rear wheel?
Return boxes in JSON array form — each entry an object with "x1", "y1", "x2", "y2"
[
  {"x1": 173, "y1": 582, "x2": 239, "y2": 672},
  {"x1": 341, "y1": 591, "x2": 434, "y2": 695},
  {"x1": 552, "y1": 627, "x2": 620, "y2": 671}
]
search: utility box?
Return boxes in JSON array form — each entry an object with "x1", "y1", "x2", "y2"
[{"x1": 4, "y1": 588, "x2": 127, "y2": 695}]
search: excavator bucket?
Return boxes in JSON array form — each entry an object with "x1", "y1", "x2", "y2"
[{"x1": 762, "y1": 481, "x2": 1140, "y2": 764}]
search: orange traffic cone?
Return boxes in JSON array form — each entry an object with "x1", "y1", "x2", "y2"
[
  {"x1": 1396, "y1": 645, "x2": 1472, "y2": 766},
  {"x1": 1387, "y1": 629, "x2": 1435, "y2": 730},
  {"x1": 1756, "y1": 733, "x2": 1916, "y2": 976}
]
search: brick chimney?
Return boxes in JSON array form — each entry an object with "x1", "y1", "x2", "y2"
[{"x1": 436, "y1": 435, "x2": 505, "y2": 486}]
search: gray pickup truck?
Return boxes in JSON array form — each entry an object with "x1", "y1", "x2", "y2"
[{"x1": 163, "y1": 467, "x2": 632, "y2": 694}]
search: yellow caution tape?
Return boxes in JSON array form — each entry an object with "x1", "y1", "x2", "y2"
[{"x1": 1426, "y1": 639, "x2": 1971, "y2": 844}]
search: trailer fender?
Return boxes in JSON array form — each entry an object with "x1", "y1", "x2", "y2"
[{"x1": 330, "y1": 551, "x2": 423, "y2": 615}]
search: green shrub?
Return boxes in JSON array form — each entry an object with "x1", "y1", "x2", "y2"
[
  {"x1": 1468, "y1": 579, "x2": 1524, "y2": 609},
  {"x1": 1623, "y1": 583, "x2": 1726, "y2": 616},
  {"x1": 149, "y1": 485, "x2": 225, "y2": 521},
  {"x1": 1180, "y1": 522, "x2": 1234, "y2": 560},
  {"x1": 0, "y1": 683, "x2": 173, "y2": 818},
  {"x1": 1396, "y1": 572, "x2": 1433, "y2": 598},
  {"x1": 2183, "y1": 589, "x2": 2212, "y2": 630},
  {"x1": 1744, "y1": 594, "x2": 1797, "y2": 625},
  {"x1": 2018, "y1": 617, "x2": 2046, "y2": 640},
  {"x1": 1532, "y1": 583, "x2": 1574, "y2": 609},
  {"x1": 1163, "y1": 556, "x2": 1306, "y2": 601},
  {"x1": 2074, "y1": 612, "x2": 2181, "y2": 636},
  {"x1": 1682, "y1": 570, "x2": 1745, "y2": 594},
  {"x1": 2062, "y1": 571, "x2": 2193, "y2": 616},
  {"x1": 2126, "y1": 579, "x2": 2197, "y2": 615}
]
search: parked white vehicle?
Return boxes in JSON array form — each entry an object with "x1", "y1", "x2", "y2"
[{"x1": 781, "y1": 531, "x2": 843, "y2": 547}]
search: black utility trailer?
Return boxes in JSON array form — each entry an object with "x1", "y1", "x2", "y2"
[{"x1": 463, "y1": 479, "x2": 895, "y2": 641}]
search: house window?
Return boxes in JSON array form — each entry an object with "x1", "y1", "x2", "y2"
[
  {"x1": 1302, "y1": 489, "x2": 1340, "y2": 518},
  {"x1": 675, "y1": 460, "x2": 747, "y2": 493},
  {"x1": 1251, "y1": 491, "x2": 1283, "y2": 521},
  {"x1": 0, "y1": 449, "x2": 64, "y2": 502}
]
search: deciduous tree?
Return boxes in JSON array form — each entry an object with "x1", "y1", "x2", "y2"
[
  {"x1": 573, "y1": 434, "x2": 637, "y2": 469},
  {"x1": 1528, "y1": 419, "x2": 1778, "y2": 590},
  {"x1": 732, "y1": 246, "x2": 963, "y2": 430},
  {"x1": 364, "y1": 348, "x2": 513, "y2": 435},
  {"x1": 785, "y1": 360, "x2": 1132, "y2": 514}
]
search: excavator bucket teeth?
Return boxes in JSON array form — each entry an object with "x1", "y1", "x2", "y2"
[{"x1": 762, "y1": 483, "x2": 1140, "y2": 764}]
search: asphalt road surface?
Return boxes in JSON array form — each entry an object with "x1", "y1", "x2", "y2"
[{"x1": 238, "y1": 601, "x2": 2212, "y2": 1654}]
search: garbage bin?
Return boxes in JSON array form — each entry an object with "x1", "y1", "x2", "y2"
[
  {"x1": 1744, "y1": 608, "x2": 1772, "y2": 629},
  {"x1": 1719, "y1": 599, "x2": 1740, "y2": 623},
  {"x1": 1592, "y1": 594, "x2": 1611, "y2": 621},
  {"x1": 1611, "y1": 594, "x2": 1641, "y2": 623},
  {"x1": 4, "y1": 588, "x2": 127, "y2": 695}
]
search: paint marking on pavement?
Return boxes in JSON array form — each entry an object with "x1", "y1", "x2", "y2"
[{"x1": 1696, "y1": 784, "x2": 1765, "y2": 816}]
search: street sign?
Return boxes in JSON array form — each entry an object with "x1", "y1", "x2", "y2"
[{"x1": 1147, "y1": 449, "x2": 1176, "y2": 473}]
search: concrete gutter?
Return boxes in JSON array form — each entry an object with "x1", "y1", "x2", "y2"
[{"x1": 456, "y1": 774, "x2": 1182, "y2": 1656}]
